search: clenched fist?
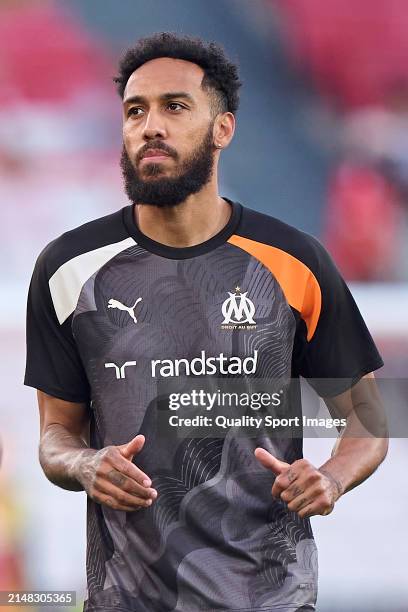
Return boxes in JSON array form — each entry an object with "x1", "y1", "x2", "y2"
[{"x1": 254, "y1": 447, "x2": 343, "y2": 518}]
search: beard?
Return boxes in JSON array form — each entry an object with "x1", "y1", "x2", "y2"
[{"x1": 120, "y1": 123, "x2": 216, "y2": 208}]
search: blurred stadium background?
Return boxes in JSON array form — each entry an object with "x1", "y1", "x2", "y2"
[{"x1": 1, "y1": 0, "x2": 407, "y2": 610}]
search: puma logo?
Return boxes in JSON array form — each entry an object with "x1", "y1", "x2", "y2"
[{"x1": 107, "y1": 297, "x2": 142, "y2": 324}]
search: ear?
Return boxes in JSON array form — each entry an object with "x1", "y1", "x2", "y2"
[{"x1": 213, "y1": 112, "x2": 235, "y2": 150}]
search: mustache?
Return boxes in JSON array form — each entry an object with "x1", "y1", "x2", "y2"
[{"x1": 136, "y1": 142, "x2": 178, "y2": 163}]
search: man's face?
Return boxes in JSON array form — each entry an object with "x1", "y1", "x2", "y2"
[{"x1": 121, "y1": 57, "x2": 217, "y2": 207}]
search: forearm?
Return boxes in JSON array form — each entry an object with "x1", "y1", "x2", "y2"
[
  {"x1": 39, "y1": 423, "x2": 96, "y2": 491},
  {"x1": 319, "y1": 430, "x2": 388, "y2": 496},
  {"x1": 320, "y1": 374, "x2": 389, "y2": 497}
]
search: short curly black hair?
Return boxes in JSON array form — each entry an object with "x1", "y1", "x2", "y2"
[{"x1": 113, "y1": 32, "x2": 242, "y2": 116}]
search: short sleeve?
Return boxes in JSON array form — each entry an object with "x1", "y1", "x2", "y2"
[
  {"x1": 24, "y1": 246, "x2": 90, "y2": 403},
  {"x1": 298, "y1": 241, "x2": 384, "y2": 397}
]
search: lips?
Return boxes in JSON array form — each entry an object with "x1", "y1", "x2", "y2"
[{"x1": 141, "y1": 149, "x2": 171, "y2": 159}]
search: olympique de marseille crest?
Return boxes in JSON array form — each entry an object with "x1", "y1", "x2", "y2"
[{"x1": 221, "y1": 287, "x2": 256, "y2": 327}]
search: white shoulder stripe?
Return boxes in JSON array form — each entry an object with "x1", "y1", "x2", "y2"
[{"x1": 49, "y1": 237, "x2": 137, "y2": 324}]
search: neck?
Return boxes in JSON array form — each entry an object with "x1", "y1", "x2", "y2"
[{"x1": 133, "y1": 177, "x2": 231, "y2": 248}]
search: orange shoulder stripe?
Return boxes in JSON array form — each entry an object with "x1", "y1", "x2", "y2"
[{"x1": 227, "y1": 234, "x2": 321, "y2": 341}]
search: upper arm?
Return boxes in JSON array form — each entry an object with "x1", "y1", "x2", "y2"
[
  {"x1": 37, "y1": 390, "x2": 90, "y2": 442},
  {"x1": 323, "y1": 372, "x2": 387, "y2": 437},
  {"x1": 24, "y1": 246, "x2": 90, "y2": 404},
  {"x1": 297, "y1": 238, "x2": 383, "y2": 397},
  {"x1": 323, "y1": 372, "x2": 374, "y2": 419}
]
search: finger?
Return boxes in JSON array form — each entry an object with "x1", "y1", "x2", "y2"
[
  {"x1": 298, "y1": 499, "x2": 334, "y2": 519},
  {"x1": 94, "y1": 479, "x2": 154, "y2": 511},
  {"x1": 287, "y1": 494, "x2": 311, "y2": 513},
  {"x1": 296, "y1": 502, "x2": 318, "y2": 519},
  {"x1": 285, "y1": 479, "x2": 327, "y2": 510},
  {"x1": 106, "y1": 448, "x2": 152, "y2": 487},
  {"x1": 279, "y1": 468, "x2": 318, "y2": 502},
  {"x1": 280, "y1": 483, "x2": 305, "y2": 504},
  {"x1": 103, "y1": 496, "x2": 140, "y2": 512},
  {"x1": 321, "y1": 507, "x2": 333, "y2": 516},
  {"x1": 271, "y1": 466, "x2": 299, "y2": 498},
  {"x1": 118, "y1": 434, "x2": 145, "y2": 462},
  {"x1": 274, "y1": 460, "x2": 318, "y2": 499},
  {"x1": 104, "y1": 468, "x2": 157, "y2": 500},
  {"x1": 254, "y1": 448, "x2": 290, "y2": 475}
]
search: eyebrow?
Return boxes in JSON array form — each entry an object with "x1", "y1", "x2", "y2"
[{"x1": 123, "y1": 92, "x2": 195, "y2": 106}]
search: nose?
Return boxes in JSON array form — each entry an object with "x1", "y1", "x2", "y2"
[{"x1": 142, "y1": 110, "x2": 167, "y2": 141}]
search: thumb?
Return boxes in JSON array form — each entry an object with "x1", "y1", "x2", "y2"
[
  {"x1": 118, "y1": 434, "x2": 145, "y2": 461},
  {"x1": 254, "y1": 447, "x2": 290, "y2": 475}
]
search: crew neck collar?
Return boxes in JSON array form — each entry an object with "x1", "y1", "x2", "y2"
[{"x1": 122, "y1": 197, "x2": 242, "y2": 259}]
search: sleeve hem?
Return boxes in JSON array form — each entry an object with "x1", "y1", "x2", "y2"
[
  {"x1": 305, "y1": 357, "x2": 385, "y2": 398},
  {"x1": 23, "y1": 379, "x2": 90, "y2": 404}
]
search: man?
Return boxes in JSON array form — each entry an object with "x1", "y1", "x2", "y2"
[{"x1": 24, "y1": 32, "x2": 388, "y2": 612}]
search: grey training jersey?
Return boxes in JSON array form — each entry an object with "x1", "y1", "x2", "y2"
[{"x1": 24, "y1": 199, "x2": 383, "y2": 611}]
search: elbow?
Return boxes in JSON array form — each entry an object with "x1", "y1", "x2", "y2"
[
  {"x1": 370, "y1": 436, "x2": 389, "y2": 472},
  {"x1": 38, "y1": 430, "x2": 60, "y2": 484},
  {"x1": 378, "y1": 436, "x2": 389, "y2": 465},
  {"x1": 38, "y1": 439, "x2": 53, "y2": 482}
]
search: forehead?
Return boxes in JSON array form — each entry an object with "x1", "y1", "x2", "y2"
[{"x1": 123, "y1": 57, "x2": 206, "y2": 101}]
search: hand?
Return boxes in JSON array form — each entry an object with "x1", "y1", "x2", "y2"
[
  {"x1": 254, "y1": 447, "x2": 343, "y2": 518},
  {"x1": 76, "y1": 434, "x2": 157, "y2": 512}
]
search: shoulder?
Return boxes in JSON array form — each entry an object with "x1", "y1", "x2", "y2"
[
  {"x1": 236, "y1": 203, "x2": 333, "y2": 278},
  {"x1": 33, "y1": 206, "x2": 131, "y2": 280}
]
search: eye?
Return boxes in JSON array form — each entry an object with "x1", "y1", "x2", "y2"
[
  {"x1": 127, "y1": 107, "x2": 144, "y2": 117},
  {"x1": 167, "y1": 102, "x2": 185, "y2": 112}
]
